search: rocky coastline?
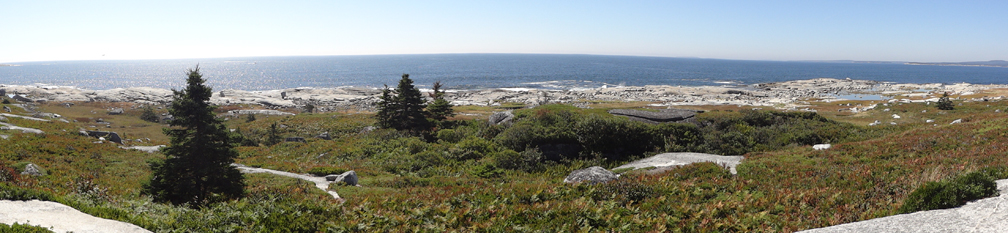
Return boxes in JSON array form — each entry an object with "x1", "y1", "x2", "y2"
[{"x1": 2, "y1": 78, "x2": 1005, "y2": 111}]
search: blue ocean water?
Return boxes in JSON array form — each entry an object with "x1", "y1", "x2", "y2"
[{"x1": 1, "y1": 54, "x2": 1006, "y2": 91}]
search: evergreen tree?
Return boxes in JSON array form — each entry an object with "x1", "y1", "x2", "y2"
[
  {"x1": 426, "y1": 81, "x2": 455, "y2": 121},
  {"x1": 375, "y1": 84, "x2": 396, "y2": 129},
  {"x1": 143, "y1": 67, "x2": 245, "y2": 206},
  {"x1": 937, "y1": 92, "x2": 954, "y2": 110},
  {"x1": 374, "y1": 74, "x2": 432, "y2": 133},
  {"x1": 266, "y1": 122, "x2": 283, "y2": 146}
]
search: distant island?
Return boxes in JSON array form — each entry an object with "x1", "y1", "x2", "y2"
[{"x1": 906, "y1": 60, "x2": 1008, "y2": 68}]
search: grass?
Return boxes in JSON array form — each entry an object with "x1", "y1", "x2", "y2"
[{"x1": 3, "y1": 92, "x2": 1008, "y2": 231}]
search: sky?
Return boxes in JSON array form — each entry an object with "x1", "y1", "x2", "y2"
[{"x1": 1, "y1": 0, "x2": 1006, "y2": 63}]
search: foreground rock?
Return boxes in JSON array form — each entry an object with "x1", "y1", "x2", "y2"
[
  {"x1": 324, "y1": 171, "x2": 359, "y2": 186},
  {"x1": 20, "y1": 163, "x2": 43, "y2": 176},
  {"x1": 83, "y1": 131, "x2": 123, "y2": 144},
  {"x1": 0, "y1": 200, "x2": 151, "y2": 233},
  {"x1": 232, "y1": 164, "x2": 342, "y2": 200},
  {"x1": 799, "y1": 179, "x2": 1008, "y2": 232},
  {"x1": 563, "y1": 166, "x2": 618, "y2": 184},
  {"x1": 488, "y1": 111, "x2": 514, "y2": 125},
  {"x1": 613, "y1": 152, "x2": 744, "y2": 175},
  {"x1": 0, "y1": 122, "x2": 44, "y2": 134}
]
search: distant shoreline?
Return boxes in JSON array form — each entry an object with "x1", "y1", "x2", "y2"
[
  {"x1": 3, "y1": 78, "x2": 1005, "y2": 112},
  {"x1": 905, "y1": 60, "x2": 1008, "y2": 68}
]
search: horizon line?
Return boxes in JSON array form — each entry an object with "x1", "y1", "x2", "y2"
[{"x1": 3, "y1": 53, "x2": 1004, "y2": 65}]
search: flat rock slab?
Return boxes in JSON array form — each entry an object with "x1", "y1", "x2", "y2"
[
  {"x1": 232, "y1": 164, "x2": 342, "y2": 200},
  {"x1": 608, "y1": 109, "x2": 697, "y2": 123},
  {"x1": 799, "y1": 179, "x2": 1008, "y2": 233},
  {"x1": 613, "y1": 152, "x2": 744, "y2": 175},
  {"x1": 0, "y1": 113, "x2": 51, "y2": 122},
  {"x1": 0, "y1": 200, "x2": 151, "y2": 233}
]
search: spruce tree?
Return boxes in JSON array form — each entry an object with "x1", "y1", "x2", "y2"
[
  {"x1": 374, "y1": 74, "x2": 432, "y2": 133},
  {"x1": 937, "y1": 92, "x2": 954, "y2": 110},
  {"x1": 375, "y1": 84, "x2": 396, "y2": 129},
  {"x1": 426, "y1": 81, "x2": 455, "y2": 121},
  {"x1": 143, "y1": 67, "x2": 245, "y2": 206}
]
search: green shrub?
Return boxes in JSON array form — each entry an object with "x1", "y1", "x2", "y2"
[
  {"x1": 491, "y1": 148, "x2": 543, "y2": 172},
  {"x1": 0, "y1": 222, "x2": 54, "y2": 233},
  {"x1": 899, "y1": 170, "x2": 998, "y2": 213},
  {"x1": 139, "y1": 107, "x2": 159, "y2": 123},
  {"x1": 594, "y1": 178, "x2": 655, "y2": 204},
  {"x1": 2, "y1": 98, "x2": 11, "y2": 104},
  {"x1": 976, "y1": 166, "x2": 1008, "y2": 180},
  {"x1": 650, "y1": 123, "x2": 702, "y2": 152},
  {"x1": 471, "y1": 163, "x2": 503, "y2": 179},
  {"x1": 449, "y1": 137, "x2": 499, "y2": 160},
  {"x1": 307, "y1": 167, "x2": 347, "y2": 176},
  {"x1": 436, "y1": 129, "x2": 464, "y2": 143},
  {"x1": 669, "y1": 162, "x2": 733, "y2": 181}
]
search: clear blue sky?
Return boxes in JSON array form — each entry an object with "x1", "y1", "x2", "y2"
[{"x1": 2, "y1": 0, "x2": 1005, "y2": 63}]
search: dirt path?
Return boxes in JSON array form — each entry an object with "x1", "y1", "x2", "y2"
[
  {"x1": 0, "y1": 200, "x2": 151, "y2": 233},
  {"x1": 232, "y1": 164, "x2": 342, "y2": 200}
]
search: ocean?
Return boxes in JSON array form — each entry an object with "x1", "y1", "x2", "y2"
[{"x1": 1, "y1": 54, "x2": 1006, "y2": 91}]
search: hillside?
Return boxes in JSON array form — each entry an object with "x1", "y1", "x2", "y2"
[{"x1": 2, "y1": 89, "x2": 1008, "y2": 231}]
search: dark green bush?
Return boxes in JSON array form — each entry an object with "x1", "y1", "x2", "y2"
[
  {"x1": 436, "y1": 129, "x2": 464, "y2": 143},
  {"x1": 899, "y1": 170, "x2": 998, "y2": 214},
  {"x1": 0, "y1": 183, "x2": 56, "y2": 201},
  {"x1": 307, "y1": 167, "x2": 347, "y2": 176},
  {"x1": 140, "y1": 107, "x2": 159, "y2": 123},
  {"x1": 1, "y1": 98, "x2": 10, "y2": 104},
  {"x1": 0, "y1": 222, "x2": 53, "y2": 233},
  {"x1": 574, "y1": 115, "x2": 655, "y2": 157},
  {"x1": 491, "y1": 148, "x2": 544, "y2": 172},
  {"x1": 471, "y1": 163, "x2": 503, "y2": 179},
  {"x1": 650, "y1": 123, "x2": 702, "y2": 152},
  {"x1": 449, "y1": 137, "x2": 499, "y2": 161}
]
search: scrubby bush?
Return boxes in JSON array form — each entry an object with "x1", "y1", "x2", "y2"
[
  {"x1": 898, "y1": 170, "x2": 998, "y2": 214},
  {"x1": 593, "y1": 178, "x2": 655, "y2": 204},
  {"x1": 491, "y1": 148, "x2": 544, "y2": 172},
  {"x1": 669, "y1": 162, "x2": 734, "y2": 181},
  {"x1": 574, "y1": 115, "x2": 654, "y2": 156},
  {"x1": 471, "y1": 163, "x2": 503, "y2": 179},
  {"x1": 0, "y1": 222, "x2": 53, "y2": 233},
  {"x1": 140, "y1": 107, "x2": 159, "y2": 123},
  {"x1": 435, "y1": 129, "x2": 465, "y2": 143},
  {"x1": 449, "y1": 137, "x2": 500, "y2": 161}
]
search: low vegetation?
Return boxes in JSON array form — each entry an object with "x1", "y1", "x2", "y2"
[
  {"x1": 898, "y1": 169, "x2": 1002, "y2": 213},
  {"x1": 2, "y1": 89, "x2": 1007, "y2": 231},
  {"x1": 0, "y1": 222, "x2": 53, "y2": 233}
]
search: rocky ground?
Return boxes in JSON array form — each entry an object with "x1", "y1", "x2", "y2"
[
  {"x1": 4, "y1": 78, "x2": 1005, "y2": 111},
  {"x1": 0, "y1": 200, "x2": 151, "y2": 233}
]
